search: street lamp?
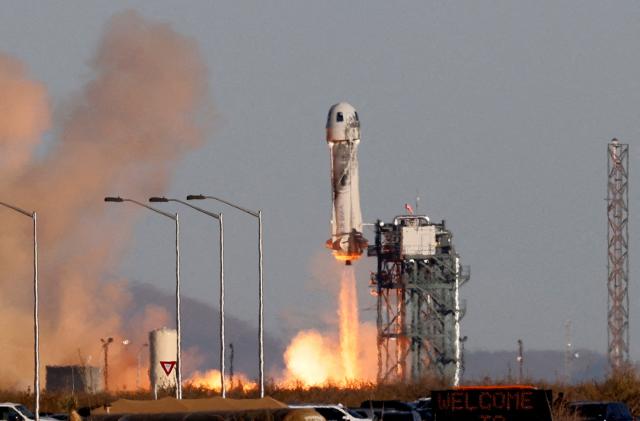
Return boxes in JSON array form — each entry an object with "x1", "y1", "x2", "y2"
[
  {"x1": 0, "y1": 201, "x2": 39, "y2": 421},
  {"x1": 187, "y1": 194, "x2": 264, "y2": 398},
  {"x1": 100, "y1": 337, "x2": 114, "y2": 391},
  {"x1": 104, "y1": 196, "x2": 183, "y2": 399},
  {"x1": 149, "y1": 196, "x2": 227, "y2": 398}
]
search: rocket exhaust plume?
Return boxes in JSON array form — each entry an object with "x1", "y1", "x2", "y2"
[
  {"x1": 281, "y1": 260, "x2": 377, "y2": 387},
  {"x1": 338, "y1": 266, "x2": 359, "y2": 380},
  {"x1": 0, "y1": 10, "x2": 212, "y2": 389}
]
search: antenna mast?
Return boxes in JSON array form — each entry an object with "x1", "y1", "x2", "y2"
[{"x1": 607, "y1": 139, "x2": 629, "y2": 370}]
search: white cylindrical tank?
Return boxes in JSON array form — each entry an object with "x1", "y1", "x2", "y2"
[{"x1": 149, "y1": 327, "x2": 177, "y2": 393}]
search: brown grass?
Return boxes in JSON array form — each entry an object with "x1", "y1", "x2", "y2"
[{"x1": 3, "y1": 369, "x2": 639, "y2": 414}]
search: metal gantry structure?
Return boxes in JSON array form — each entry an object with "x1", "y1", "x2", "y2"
[
  {"x1": 607, "y1": 139, "x2": 629, "y2": 370},
  {"x1": 368, "y1": 215, "x2": 469, "y2": 385}
]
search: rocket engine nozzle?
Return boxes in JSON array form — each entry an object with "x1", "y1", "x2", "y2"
[{"x1": 326, "y1": 229, "x2": 368, "y2": 265}]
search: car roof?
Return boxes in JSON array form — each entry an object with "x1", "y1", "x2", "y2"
[
  {"x1": 570, "y1": 401, "x2": 624, "y2": 405},
  {"x1": 454, "y1": 385, "x2": 538, "y2": 390}
]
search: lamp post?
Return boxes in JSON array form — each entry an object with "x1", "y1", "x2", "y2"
[
  {"x1": 104, "y1": 197, "x2": 182, "y2": 399},
  {"x1": 101, "y1": 337, "x2": 114, "y2": 391},
  {"x1": 149, "y1": 197, "x2": 227, "y2": 398},
  {"x1": 137, "y1": 343, "x2": 149, "y2": 390},
  {"x1": 187, "y1": 194, "x2": 264, "y2": 398},
  {"x1": 0, "y1": 201, "x2": 39, "y2": 420}
]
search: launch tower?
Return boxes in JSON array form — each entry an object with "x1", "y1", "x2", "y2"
[
  {"x1": 607, "y1": 139, "x2": 629, "y2": 370},
  {"x1": 369, "y1": 215, "x2": 469, "y2": 385}
]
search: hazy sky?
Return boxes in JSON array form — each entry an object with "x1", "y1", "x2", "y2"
[{"x1": 2, "y1": 1, "x2": 640, "y2": 362}]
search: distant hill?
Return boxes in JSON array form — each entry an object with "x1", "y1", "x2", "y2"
[
  {"x1": 127, "y1": 283, "x2": 609, "y2": 385},
  {"x1": 127, "y1": 282, "x2": 286, "y2": 379},
  {"x1": 464, "y1": 349, "x2": 608, "y2": 383}
]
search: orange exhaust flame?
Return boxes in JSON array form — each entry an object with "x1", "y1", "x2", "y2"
[
  {"x1": 332, "y1": 252, "x2": 363, "y2": 264},
  {"x1": 280, "y1": 262, "x2": 376, "y2": 388},
  {"x1": 339, "y1": 266, "x2": 359, "y2": 379},
  {"x1": 283, "y1": 330, "x2": 341, "y2": 386},
  {"x1": 188, "y1": 369, "x2": 257, "y2": 392}
]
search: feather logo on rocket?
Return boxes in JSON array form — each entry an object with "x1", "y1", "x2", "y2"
[{"x1": 325, "y1": 102, "x2": 368, "y2": 265}]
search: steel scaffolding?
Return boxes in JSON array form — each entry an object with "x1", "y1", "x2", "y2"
[
  {"x1": 607, "y1": 139, "x2": 629, "y2": 370},
  {"x1": 369, "y1": 216, "x2": 469, "y2": 384}
]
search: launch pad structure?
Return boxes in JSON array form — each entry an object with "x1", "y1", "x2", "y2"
[{"x1": 368, "y1": 215, "x2": 469, "y2": 385}]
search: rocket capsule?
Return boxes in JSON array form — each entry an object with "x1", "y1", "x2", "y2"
[
  {"x1": 325, "y1": 102, "x2": 368, "y2": 264},
  {"x1": 326, "y1": 102, "x2": 360, "y2": 143}
]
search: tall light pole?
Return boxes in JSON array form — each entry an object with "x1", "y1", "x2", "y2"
[
  {"x1": 187, "y1": 194, "x2": 264, "y2": 397},
  {"x1": 101, "y1": 337, "x2": 114, "y2": 391},
  {"x1": 149, "y1": 197, "x2": 227, "y2": 398},
  {"x1": 517, "y1": 339, "x2": 524, "y2": 384},
  {"x1": 0, "y1": 201, "x2": 39, "y2": 420},
  {"x1": 104, "y1": 197, "x2": 183, "y2": 399}
]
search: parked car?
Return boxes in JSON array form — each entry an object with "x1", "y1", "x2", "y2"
[
  {"x1": 43, "y1": 414, "x2": 68, "y2": 421},
  {"x1": 567, "y1": 401, "x2": 633, "y2": 421},
  {"x1": 407, "y1": 398, "x2": 432, "y2": 421},
  {"x1": 0, "y1": 404, "x2": 57, "y2": 421},
  {"x1": 289, "y1": 404, "x2": 373, "y2": 421},
  {"x1": 358, "y1": 400, "x2": 421, "y2": 421},
  {"x1": 349, "y1": 409, "x2": 371, "y2": 419}
]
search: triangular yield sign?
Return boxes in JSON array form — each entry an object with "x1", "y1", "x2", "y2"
[{"x1": 160, "y1": 361, "x2": 176, "y2": 376}]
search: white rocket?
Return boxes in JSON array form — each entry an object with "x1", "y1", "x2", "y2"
[{"x1": 325, "y1": 102, "x2": 368, "y2": 265}]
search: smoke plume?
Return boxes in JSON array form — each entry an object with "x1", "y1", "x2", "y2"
[
  {"x1": 0, "y1": 54, "x2": 50, "y2": 176},
  {"x1": 0, "y1": 10, "x2": 211, "y2": 389}
]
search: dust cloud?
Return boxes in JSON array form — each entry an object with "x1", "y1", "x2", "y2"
[{"x1": 0, "y1": 10, "x2": 211, "y2": 389}]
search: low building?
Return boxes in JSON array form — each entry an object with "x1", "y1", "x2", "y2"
[{"x1": 46, "y1": 365, "x2": 103, "y2": 393}]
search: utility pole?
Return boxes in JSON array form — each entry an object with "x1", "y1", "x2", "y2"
[
  {"x1": 101, "y1": 337, "x2": 114, "y2": 391},
  {"x1": 517, "y1": 339, "x2": 524, "y2": 384},
  {"x1": 564, "y1": 320, "x2": 573, "y2": 384},
  {"x1": 229, "y1": 343, "x2": 234, "y2": 392}
]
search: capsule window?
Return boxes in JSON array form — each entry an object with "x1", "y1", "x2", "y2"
[{"x1": 336, "y1": 112, "x2": 344, "y2": 122}]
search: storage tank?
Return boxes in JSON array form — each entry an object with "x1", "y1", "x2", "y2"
[
  {"x1": 46, "y1": 365, "x2": 103, "y2": 392},
  {"x1": 149, "y1": 327, "x2": 177, "y2": 394}
]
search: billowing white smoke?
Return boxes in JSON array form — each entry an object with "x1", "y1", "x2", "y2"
[
  {"x1": 0, "y1": 55, "x2": 50, "y2": 175},
  {"x1": 0, "y1": 10, "x2": 212, "y2": 389}
]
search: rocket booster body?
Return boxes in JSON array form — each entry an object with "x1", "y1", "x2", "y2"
[{"x1": 325, "y1": 102, "x2": 368, "y2": 264}]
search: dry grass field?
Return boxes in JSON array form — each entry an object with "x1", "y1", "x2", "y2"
[{"x1": 1, "y1": 368, "x2": 638, "y2": 416}]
